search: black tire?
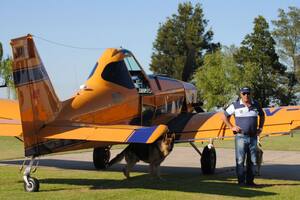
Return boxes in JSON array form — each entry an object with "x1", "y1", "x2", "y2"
[
  {"x1": 200, "y1": 145, "x2": 216, "y2": 175},
  {"x1": 93, "y1": 146, "x2": 111, "y2": 170},
  {"x1": 24, "y1": 177, "x2": 39, "y2": 192}
]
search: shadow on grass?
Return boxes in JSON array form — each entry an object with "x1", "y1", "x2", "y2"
[
  {"x1": 1, "y1": 159, "x2": 300, "y2": 180},
  {"x1": 3, "y1": 159, "x2": 300, "y2": 197},
  {"x1": 0, "y1": 159, "x2": 300, "y2": 181},
  {"x1": 38, "y1": 174, "x2": 278, "y2": 198}
]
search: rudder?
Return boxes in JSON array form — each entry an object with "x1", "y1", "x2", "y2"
[{"x1": 10, "y1": 34, "x2": 61, "y2": 156}]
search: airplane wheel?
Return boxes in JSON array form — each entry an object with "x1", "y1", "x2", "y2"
[
  {"x1": 201, "y1": 145, "x2": 216, "y2": 175},
  {"x1": 93, "y1": 146, "x2": 111, "y2": 170},
  {"x1": 24, "y1": 177, "x2": 40, "y2": 192}
]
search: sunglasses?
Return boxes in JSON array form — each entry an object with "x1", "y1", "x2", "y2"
[{"x1": 242, "y1": 92, "x2": 250, "y2": 96}]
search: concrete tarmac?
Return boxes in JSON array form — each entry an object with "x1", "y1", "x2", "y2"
[{"x1": 1, "y1": 147, "x2": 300, "y2": 181}]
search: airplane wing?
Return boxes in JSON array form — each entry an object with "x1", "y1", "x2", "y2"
[
  {"x1": 38, "y1": 123, "x2": 168, "y2": 144},
  {"x1": 0, "y1": 99, "x2": 22, "y2": 137},
  {"x1": 171, "y1": 106, "x2": 300, "y2": 143}
]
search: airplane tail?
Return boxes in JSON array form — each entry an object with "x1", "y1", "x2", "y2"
[{"x1": 10, "y1": 34, "x2": 62, "y2": 156}]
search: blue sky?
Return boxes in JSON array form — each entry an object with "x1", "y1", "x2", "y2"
[{"x1": 1, "y1": 0, "x2": 299, "y2": 100}]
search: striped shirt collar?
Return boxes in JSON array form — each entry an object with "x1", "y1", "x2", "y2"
[{"x1": 239, "y1": 99, "x2": 254, "y2": 106}]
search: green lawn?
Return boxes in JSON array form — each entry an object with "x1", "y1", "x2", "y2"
[
  {"x1": 0, "y1": 165, "x2": 299, "y2": 200},
  {"x1": 0, "y1": 132, "x2": 300, "y2": 199},
  {"x1": 0, "y1": 137, "x2": 24, "y2": 160}
]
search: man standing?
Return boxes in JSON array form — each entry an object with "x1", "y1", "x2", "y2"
[{"x1": 222, "y1": 87, "x2": 265, "y2": 186}]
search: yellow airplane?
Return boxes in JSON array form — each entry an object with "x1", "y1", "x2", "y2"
[{"x1": 0, "y1": 34, "x2": 299, "y2": 192}]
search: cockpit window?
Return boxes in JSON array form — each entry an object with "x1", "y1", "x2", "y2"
[
  {"x1": 88, "y1": 62, "x2": 98, "y2": 79},
  {"x1": 124, "y1": 55, "x2": 151, "y2": 94},
  {"x1": 124, "y1": 56, "x2": 141, "y2": 71},
  {"x1": 101, "y1": 60, "x2": 135, "y2": 89}
]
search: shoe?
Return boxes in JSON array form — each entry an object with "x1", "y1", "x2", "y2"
[
  {"x1": 246, "y1": 182, "x2": 258, "y2": 187},
  {"x1": 238, "y1": 182, "x2": 246, "y2": 187}
]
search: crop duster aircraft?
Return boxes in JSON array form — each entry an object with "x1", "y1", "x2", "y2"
[{"x1": 0, "y1": 34, "x2": 299, "y2": 192}]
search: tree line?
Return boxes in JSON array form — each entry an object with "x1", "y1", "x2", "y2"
[
  {"x1": 0, "y1": 2, "x2": 299, "y2": 108},
  {"x1": 150, "y1": 2, "x2": 300, "y2": 110}
]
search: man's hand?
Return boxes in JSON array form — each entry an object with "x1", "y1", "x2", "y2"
[
  {"x1": 231, "y1": 126, "x2": 241, "y2": 133},
  {"x1": 221, "y1": 113, "x2": 241, "y2": 133},
  {"x1": 257, "y1": 128, "x2": 263, "y2": 135}
]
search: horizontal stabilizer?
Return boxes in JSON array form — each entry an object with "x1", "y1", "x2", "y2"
[
  {"x1": 38, "y1": 123, "x2": 168, "y2": 144},
  {"x1": 0, "y1": 118, "x2": 22, "y2": 137},
  {"x1": 0, "y1": 99, "x2": 22, "y2": 137}
]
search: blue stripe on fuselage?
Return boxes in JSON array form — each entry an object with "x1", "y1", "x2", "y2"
[
  {"x1": 264, "y1": 108, "x2": 281, "y2": 116},
  {"x1": 264, "y1": 107, "x2": 299, "y2": 116},
  {"x1": 127, "y1": 126, "x2": 157, "y2": 143}
]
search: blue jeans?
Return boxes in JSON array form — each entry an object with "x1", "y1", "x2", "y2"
[{"x1": 235, "y1": 134, "x2": 257, "y2": 184}]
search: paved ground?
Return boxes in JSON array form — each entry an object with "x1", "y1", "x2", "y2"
[{"x1": 1, "y1": 147, "x2": 300, "y2": 181}]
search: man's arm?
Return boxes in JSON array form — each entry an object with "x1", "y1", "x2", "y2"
[
  {"x1": 257, "y1": 106, "x2": 265, "y2": 135},
  {"x1": 221, "y1": 113, "x2": 241, "y2": 132},
  {"x1": 221, "y1": 104, "x2": 241, "y2": 133}
]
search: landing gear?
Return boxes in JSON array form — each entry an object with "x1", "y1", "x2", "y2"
[
  {"x1": 200, "y1": 145, "x2": 216, "y2": 174},
  {"x1": 93, "y1": 146, "x2": 111, "y2": 170},
  {"x1": 23, "y1": 177, "x2": 40, "y2": 192},
  {"x1": 190, "y1": 141, "x2": 216, "y2": 175},
  {"x1": 21, "y1": 157, "x2": 40, "y2": 192}
]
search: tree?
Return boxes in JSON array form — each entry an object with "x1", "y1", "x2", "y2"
[
  {"x1": 0, "y1": 42, "x2": 15, "y2": 99},
  {"x1": 194, "y1": 45, "x2": 264, "y2": 111},
  {"x1": 194, "y1": 50, "x2": 241, "y2": 111},
  {"x1": 0, "y1": 41, "x2": 4, "y2": 86},
  {"x1": 272, "y1": 6, "x2": 300, "y2": 78},
  {"x1": 272, "y1": 7, "x2": 300, "y2": 104},
  {"x1": 234, "y1": 16, "x2": 286, "y2": 107},
  {"x1": 0, "y1": 42, "x2": 2, "y2": 62},
  {"x1": 150, "y1": 2, "x2": 219, "y2": 81}
]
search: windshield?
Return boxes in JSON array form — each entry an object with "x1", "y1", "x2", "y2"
[
  {"x1": 124, "y1": 56, "x2": 141, "y2": 71},
  {"x1": 88, "y1": 62, "x2": 98, "y2": 79}
]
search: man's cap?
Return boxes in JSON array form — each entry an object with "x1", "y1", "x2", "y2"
[{"x1": 240, "y1": 87, "x2": 251, "y2": 93}]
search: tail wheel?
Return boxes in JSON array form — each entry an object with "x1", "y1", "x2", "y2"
[
  {"x1": 93, "y1": 146, "x2": 111, "y2": 170},
  {"x1": 200, "y1": 145, "x2": 216, "y2": 175},
  {"x1": 24, "y1": 177, "x2": 39, "y2": 192}
]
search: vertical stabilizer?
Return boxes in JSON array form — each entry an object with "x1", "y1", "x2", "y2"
[{"x1": 10, "y1": 34, "x2": 61, "y2": 156}]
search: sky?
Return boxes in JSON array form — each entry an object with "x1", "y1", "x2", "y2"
[{"x1": 1, "y1": 0, "x2": 299, "y2": 100}]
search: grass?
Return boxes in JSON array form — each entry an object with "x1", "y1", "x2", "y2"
[
  {"x1": 0, "y1": 137, "x2": 24, "y2": 160},
  {"x1": 0, "y1": 132, "x2": 300, "y2": 199},
  {"x1": 0, "y1": 165, "x2": 299, "y2": 200}
]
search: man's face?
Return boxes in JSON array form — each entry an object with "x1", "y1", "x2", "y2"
[{"x1": 240, "y1": 92, "x2": 251, "y2": 103}]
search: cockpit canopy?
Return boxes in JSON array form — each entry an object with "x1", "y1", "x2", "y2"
[{"x1": 88, "y1": 49, "x2": 151, "y2": 94}]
